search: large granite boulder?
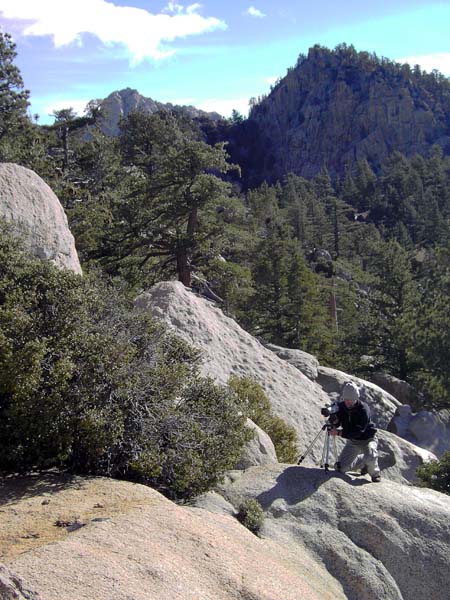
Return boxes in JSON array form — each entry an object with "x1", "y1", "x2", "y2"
[
  {"x1": 377, "y1": 430, "x2": 436, "y2": 483},
  {"x1": 135, "y1": 281, "x2": 331, "y2": 465},
  {"x1": 6, "y1": 469, "x2": 450, "y2": 600},
  {"x1": 214, "y1": 464, "x2": 450, "y2": 600},
  {"x1": 263, "y1": 342, "x2": 320, "y2": 380},
  {"x1": 135, "y1": 281, "x2": 433, "y2": 483},
  {"x1": 0, "y1": 163, "x2": 81, "y2": 274}
]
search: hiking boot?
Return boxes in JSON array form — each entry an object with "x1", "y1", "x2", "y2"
[
  {"x1": 371, "y1": 474, "x2": 381, "y2": 483},
  {"x1": 360, "y1": 465, "x2": 368, "y2": 476}
]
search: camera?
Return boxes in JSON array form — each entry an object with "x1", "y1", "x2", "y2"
[
  {"x1": 321, "y1": 401, "x2": 340, "y2": 426},
  {"x1": 321, "y1": 401, "x2": 339, "y2": 418}
]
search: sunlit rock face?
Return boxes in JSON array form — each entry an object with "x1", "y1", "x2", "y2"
[
  {"x1": 0, "y1": 163, "x2": 82, "y2": 275},
  {"x1": 135, "y1": 281, "x2": 435, "y2": 483}
]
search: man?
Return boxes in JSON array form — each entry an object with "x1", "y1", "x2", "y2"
[{"x1": 330, "y1": 381, "x2": 381, "y2": 482}]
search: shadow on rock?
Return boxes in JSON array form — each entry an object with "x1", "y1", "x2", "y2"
[
  {"x1": 256, "y1": 466, "x2": 370, "y2": 510},
  {"x1": 0, "y1": 471, "x2": 84, "y2": 506}
]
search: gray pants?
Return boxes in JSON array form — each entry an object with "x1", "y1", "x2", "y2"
[{"x1": 338, "y1": 435, "x2": 380, "y2": 477}]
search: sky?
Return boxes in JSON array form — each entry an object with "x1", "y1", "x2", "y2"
[{"x1": 1, "y1": 0, "x2": 450, "y2": 125}]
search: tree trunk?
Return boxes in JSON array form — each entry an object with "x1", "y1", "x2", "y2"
[{"x1": 176, "y1": 243, "x2": 191, "y2": 286}]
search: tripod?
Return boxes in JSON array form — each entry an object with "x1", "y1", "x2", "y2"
[{"x1": 297, "y1": 421, "x2": 340, "y2": 471}]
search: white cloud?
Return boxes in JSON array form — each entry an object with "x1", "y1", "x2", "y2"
[
  {"x1": 396, "y1": 53, "x2": 450, "y2": 75},
  {"x1": 0, "y1": 0, "x2": 226, "y2": 63},
  {"x1": 196, "y1": 97, "x2": 250, "y2": 118},
  {"x1": 186, "y1": 3, "x2": 202, "y2": 14},
  {"x1": 166, "y1": 97, "x2": 196, "y2": 105},
  {"x1": 43, "y1": 98, "x2": 90, "y2": 118},
  {"x1": 265, "y1": 76, "x2": 278, "y2": 85},
  {"x1": 246, "y1": 6, "x2": 266, "y2": 18}
]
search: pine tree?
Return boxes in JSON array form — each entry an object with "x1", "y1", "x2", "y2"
[
  {"x1": 245, "y1": 222, "x2": 335, "y2": 358},
  {"x1": 0, "y1": 32, "x2": 29, "y2": 150},
  {"x1": 354, "y1": 159, "x2": 377, "y2": 210},
  {"x1": 98, "y1": 110, "x2": 237, "y2": 287},
  {"x1": 355, "y1": 240, "x2": 418, "y2": 379},
  {"x1": 409, "y1": 247, "x2": 450, "y2": 407}
]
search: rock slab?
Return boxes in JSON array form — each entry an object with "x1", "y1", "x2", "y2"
[
  {"x1": 215, "y1": 464, "x2": 450, "y2": 600},
  {"x1": 3, "y1": 475, "x2": 343, "y2": 600}
]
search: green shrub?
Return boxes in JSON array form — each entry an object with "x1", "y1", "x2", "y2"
[
  {"x1": 236, "y1": 498, "x2": 264, "y2": 534},
  {"x1": 416, "y1": 452, "x2": 450, "y2": 495},
  {"x1": 228, "y1": 376, "x2": 299, "y2": 463},
  {"x1": 0, "y1": 223, "x2": 251, "y2": 499},
  {"x1": 262, "y1": 415, "x2": 299, "y2": 463}
]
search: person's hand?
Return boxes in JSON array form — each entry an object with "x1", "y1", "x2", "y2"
[{"x1": 330, "y1": 428, "x2": 340, "y2": 436}]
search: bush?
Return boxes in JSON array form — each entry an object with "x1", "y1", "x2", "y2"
[
  {"x1": 236, "y1": 498, "x2": 264, "y2": 534},
  {"x1": 228, "y1": 376, "x2": 299, "y2": 463},
  {"x1": 416, "y1": 452, "x2": 450, "y2": 495},
  {"x1": 0, "y1": 223, "x2": 251, "y2": 499}
]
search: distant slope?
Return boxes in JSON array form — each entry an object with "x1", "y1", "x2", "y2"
[
  {"x1": 231, "y1": 44, "x2": 450, "y2": 184},
  {"x1": 95, "y1": 88, "x2": 222, "y2": 136}
]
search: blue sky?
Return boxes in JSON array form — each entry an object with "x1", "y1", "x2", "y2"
[{"x1": 1, "y1": 0, "x2": 450, "y2": 124}]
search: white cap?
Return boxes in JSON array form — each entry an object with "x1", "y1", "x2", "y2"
[{"x1": 342, "y1": 381, "x2": 360, "y2": 403}]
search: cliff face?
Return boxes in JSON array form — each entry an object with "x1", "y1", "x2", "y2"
[
  {"x1": 97, "y1": 88, "x2": 222, "y2": 136},
  {"x1": 236, "y1": 45, "x2": 450, "y2": 183}
]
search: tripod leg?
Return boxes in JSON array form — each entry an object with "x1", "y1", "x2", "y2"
[
  {"x1": 324, "y1": 431, "x2": 331, "y2": 471},
  {"x1": 332, "y1": 435, "x2": 341, "y2": 471},
  {"x1": 320, "y1": 431, "x2": 328, "y2": 469},
  {"x1": 298, "y1": 425, "x2": 326, "y2": 465}
]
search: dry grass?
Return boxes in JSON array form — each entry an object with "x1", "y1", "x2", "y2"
[{"x1": 0, "y1": 472, "x2": 155, "y2": 562}]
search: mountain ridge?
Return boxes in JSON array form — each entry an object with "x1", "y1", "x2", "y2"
[
  {"x1": 82, "y1": 44, "x2": 450, "y2": 187},
  {"x1": 232, "y1": 44, "x2": 450, "y2": 183}
]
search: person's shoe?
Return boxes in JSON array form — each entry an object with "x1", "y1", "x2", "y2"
[
  {"x1": 371, "y1": 474, "x2": 381, "y2": 483},
  {"x1": 360, "y1": 465, "x2": 368, "y2": 476}
]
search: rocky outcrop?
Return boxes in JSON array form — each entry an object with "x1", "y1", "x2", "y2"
[
  {"x1": 135, "y1": 282, "x2": 331, "y2": 465},
  {"x1": 96, "y1": 88, "x2": 222, "y2": 136},
  {"x1": 370, "y1": 372, "x2": 424, "y2": 410},
  {"x1": 263, "y1": 342, "x2": 320, "y2": 380},
  {"x1": 4, "y1": 470, "x2": 450, "y2": 600},
  {"x1": 4, "y1": 475, "x2": 344, "y2": 600},
  {"x1": 238, "y1": 45, "x2": 450, "y2": 182},
  {"x1": 213, "y1": 464, "x2": 450, "y2": 600},
  {"x1": 390, "y1": 405, "x2": 450, "y2": 457},
  {"x1": 0, "y1": 163, "x2": 82, "y2": 274},
  {"x1": 377, "y1": 430, "x2": 436, "y2": 483},
  {"x1": 135, "y1": 281, "x2": 433, "y2": 482}
]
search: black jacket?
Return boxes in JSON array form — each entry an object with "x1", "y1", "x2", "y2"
[{"x1": 335, "y1": 400, "x2": 377, "y2": 441}]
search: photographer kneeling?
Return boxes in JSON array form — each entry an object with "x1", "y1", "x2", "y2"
[{"x1": 330, "y1": 381, "x2": 381, "y2": 483}]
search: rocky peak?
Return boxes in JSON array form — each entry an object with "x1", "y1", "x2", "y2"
[
  {"x1": 97, "y1": 88, "x2": 223, "y2": 136},
  {"x1": 236, "y1": 44, "x2": 450, "y2": 183}
]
